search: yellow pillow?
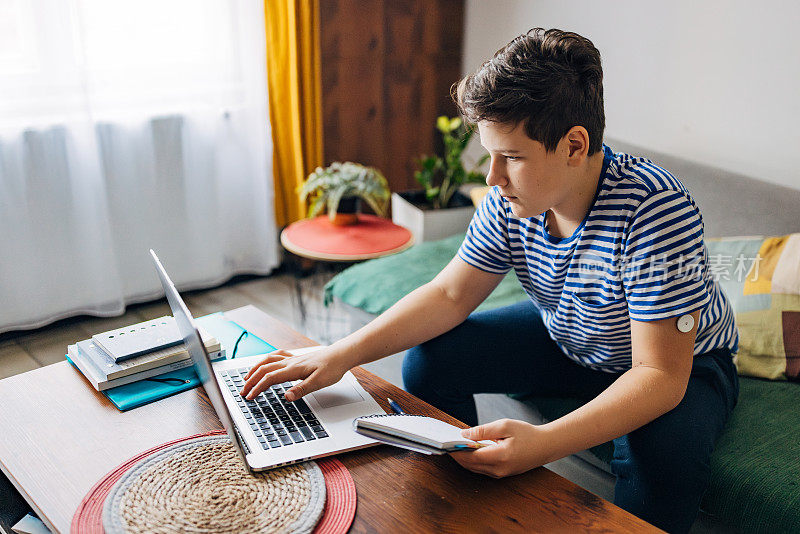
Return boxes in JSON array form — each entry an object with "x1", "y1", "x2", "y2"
[
  {"x1": 469, "y1": 186, "x2": 491, "y2": 207},
  {"x1": 706, "y1": 234, "x2": 800, "y2": 381}
]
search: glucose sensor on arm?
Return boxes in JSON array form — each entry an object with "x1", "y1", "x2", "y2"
[{"x1": 676, "y1": 314, "x2": 695, "y2": 333}]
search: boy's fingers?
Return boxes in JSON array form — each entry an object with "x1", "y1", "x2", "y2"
[
  {"x1": 449, "y1": 447, "x2": 501, "y2": 472},
  {"x1": 244, "y1": 351, "x2": 289, "y2": 380},
  {"x1": 458, "y1": 444, "x2": 501, "y2": 462},
  {"x1": 251, "y1": 365, "x2": 310, "y2": 396},
  {"x1": 461, "y1": 419, "x2": 512, "y2": 441},
  {"x1": 285, "y1": 372, "x2": 321, "y2": 401},
  {"x1": 246, "y1": 367, "x2": 298, "y2": 399},
  {"x1": 241, "y1": 361, "x2": 286, "y2": 396}
]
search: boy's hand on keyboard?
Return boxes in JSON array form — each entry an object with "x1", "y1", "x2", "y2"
[{"x1": 240, "y1": 348, "x2": 348, "y2": 401}]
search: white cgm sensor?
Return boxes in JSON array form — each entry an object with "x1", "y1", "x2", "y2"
[{"x1": 677, "y1": 314, "x2": 695, "y2": 333}]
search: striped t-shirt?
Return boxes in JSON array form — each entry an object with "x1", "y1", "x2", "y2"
[{"x1": 458, "y1": 144, "x2": 738, "y2": 372}]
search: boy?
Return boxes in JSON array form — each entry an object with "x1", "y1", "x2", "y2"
[{"x1": 242, "y1": 28, "x2": 739, "y2": 533}]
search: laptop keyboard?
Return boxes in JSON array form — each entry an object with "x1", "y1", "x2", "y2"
[{"x1": 221, "y1": 367, "x2": 329, "y2": 451}]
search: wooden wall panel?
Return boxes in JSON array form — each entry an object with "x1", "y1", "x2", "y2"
[
  {"x1": 320, "y1": 0, "x2": 386, "y2": 172},
  {"x1": 320, "y1": 0, "x2": 464, "y2": 194}
]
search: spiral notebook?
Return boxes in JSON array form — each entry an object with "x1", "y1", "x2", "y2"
[{"x1": 353, "y1": 414, "x2": 488, "y2": 455}]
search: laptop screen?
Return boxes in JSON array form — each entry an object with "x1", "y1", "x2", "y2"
[{"x1": 149, "y1": 249, "x2": 250, "y2": 465}]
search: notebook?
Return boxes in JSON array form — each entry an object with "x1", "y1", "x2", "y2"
[
  {"x1": 67, "y1": 343, "x2": 224, "y2": 391},
  {"x1": 78, "y1": 329, "x2": 220, "y2": 381},
  {"x1": 92, "y1": 316, "x2": 183, "y2": 362},
  {"x1": 353, "y1": 414, "x2": 488, "y2": 454}
]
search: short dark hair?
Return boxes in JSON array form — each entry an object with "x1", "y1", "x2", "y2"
[{"x1": 455, "y1": 28, "x2": 605, "y2": 155}]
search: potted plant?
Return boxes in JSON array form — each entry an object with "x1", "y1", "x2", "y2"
[
  {"x1": 299, "y1": 161, "x2": 390, "y2": 225},
  {"x1": 392, "y1": 116, "x2": 489, "y2": 242}
]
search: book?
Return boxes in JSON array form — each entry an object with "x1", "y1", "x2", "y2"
[
  {"x1": 67, "y1": 343, "x2": 224, "y2": 391},
  {"x1": 78, "y1": 328, "x2": 219, "y2": 381},
  {"x1": 64, "y1": 312, "x2": 276, "y2": 411},
  {"x1": 353, "y1": 414, "x2": 488, "y2": 454},
  {"x1": 11, "y1": 513, "x2": 50, "y2": 534},
  {"x1": 92, "y1": 316, "x2": 183, "y2": 362}
]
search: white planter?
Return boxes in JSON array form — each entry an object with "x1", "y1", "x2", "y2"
[{"x1": 391, "y1": 192, "x2": 475, "y2": 243}]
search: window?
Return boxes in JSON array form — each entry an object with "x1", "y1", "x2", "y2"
[{"x1": 0, "y1": 0, "x2": 245, "y2": 129}]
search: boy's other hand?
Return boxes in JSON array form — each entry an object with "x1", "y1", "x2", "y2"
[{"x1": 450, "y1": 418, "x2": 553, "y2": 478}]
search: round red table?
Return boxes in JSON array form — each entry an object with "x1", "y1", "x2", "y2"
[
  {"x1": 280, "y1": 214, "x2": 414, "y2": 262},
  {"x1": 280, "y1": 215, "x2": 414, "y2": 338}
]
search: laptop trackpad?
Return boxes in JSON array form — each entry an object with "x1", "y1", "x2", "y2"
[{"x1": 309, "y1": 380, "x2": 364, "y2": 408}]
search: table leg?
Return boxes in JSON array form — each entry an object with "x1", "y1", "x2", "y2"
[{"x1": 284, "y1": 256, "x2": 356, "y2": 345}]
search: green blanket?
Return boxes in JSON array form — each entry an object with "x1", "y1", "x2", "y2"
[{"x1": 324, "y1": 233, "x2": 527, "y2": 314}]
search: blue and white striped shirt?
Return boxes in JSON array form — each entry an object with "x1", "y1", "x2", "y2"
[{"x1": 458, "y1": 145, "x2": 738, "y2": 372}]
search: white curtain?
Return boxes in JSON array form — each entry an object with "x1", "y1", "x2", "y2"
[{"x1": 0, "y1": 0, "x2": 279, "y2": 333}]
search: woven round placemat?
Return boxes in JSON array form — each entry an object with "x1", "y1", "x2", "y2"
[
  {"x1": 102, "y1": 435, "x2": 324, "y2": 533},
  {"x1": 72, "y1": 431, "x2": 357, "y2": 534}
]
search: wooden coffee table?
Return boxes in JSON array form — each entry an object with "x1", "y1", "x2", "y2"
[{"x1": 0, "y1": 305, "x2": 659, "y2": 533}]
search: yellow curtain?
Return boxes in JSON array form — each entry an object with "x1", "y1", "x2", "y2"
[{"x1": 265, "y1": 0, "x2": 324, "y2": 226}]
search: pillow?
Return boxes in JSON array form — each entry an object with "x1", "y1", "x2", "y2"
[{"x1": 706, "y1": 234, "x2": 800, "y2": 381}]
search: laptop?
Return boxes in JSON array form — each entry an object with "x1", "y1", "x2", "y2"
[{"x1": 150, "y1": 249, "x2": 385, "y2": 471}]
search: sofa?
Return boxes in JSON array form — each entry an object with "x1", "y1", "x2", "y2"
[{"x1": 324, "y1": 138, "x2": 800, "y2": 533}]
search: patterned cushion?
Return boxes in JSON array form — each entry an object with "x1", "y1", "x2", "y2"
[{"x1": 706, "y1": 234, "x2": 800, "y2": 380}]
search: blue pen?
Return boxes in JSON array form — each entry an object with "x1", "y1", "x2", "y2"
[{"x1": 387, "y1": 397, "x2": 405, "y2": 414}]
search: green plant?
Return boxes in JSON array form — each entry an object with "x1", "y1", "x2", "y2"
[
  {"x1": 414, "y1": 116, "x2": 490, "y2": 209},
  {"x1": 299, "y1": 161, "x2": 390, "y2": 221}
]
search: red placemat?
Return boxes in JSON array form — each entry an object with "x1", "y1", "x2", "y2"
[
  {"x1": 71, "y1": 431, "x2": 357, "y2": 534},
  {"x1": 312, "y1": 458, "x2": 357, "y2": 534},
  {"x1": 282, "y1": 215, "x2": 413, "y2": 260}
]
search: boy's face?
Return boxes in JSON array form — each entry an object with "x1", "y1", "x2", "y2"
[{"x1": 478, "y1": 120, "x2": 572, "y2": 219}]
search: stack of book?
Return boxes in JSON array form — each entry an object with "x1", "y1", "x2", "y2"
[{"x1": 68, "y1": 316, "x2": 224, "y2": 391}]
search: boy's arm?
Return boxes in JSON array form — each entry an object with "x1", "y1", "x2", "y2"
[
  {"x1": 241, "y1": 256, "x2": 505, "y2": 400},
  {"x1": 451, "y1": 311, "x2": 698, "y2": 477},
  {"x1": 330, "y1": 255, "x2": 505, "y2": 367}
]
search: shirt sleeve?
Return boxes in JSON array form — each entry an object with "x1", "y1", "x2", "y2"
[
  {"x1": 622, "y1": 189, "x2": 711, "y2": 321},
  {"x1": 457, "y1": 186, "x2": 513, "y2": 274}
]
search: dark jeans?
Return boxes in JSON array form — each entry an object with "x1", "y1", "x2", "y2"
[{"x1": 402, "y1": 300, "x2": 739, "y2": 534}]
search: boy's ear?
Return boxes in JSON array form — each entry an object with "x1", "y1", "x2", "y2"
[{"x1": 564, "y1": 126, "x2": 590, "y2": 164}]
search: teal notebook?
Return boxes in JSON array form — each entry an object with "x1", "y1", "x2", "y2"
[{"x1": 66, "y1": 312, "x2": 275, "y2": 411}]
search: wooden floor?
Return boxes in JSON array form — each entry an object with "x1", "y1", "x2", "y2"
[{"x1": 0, "y1": 271, "x2": 356, "y2": 381}]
